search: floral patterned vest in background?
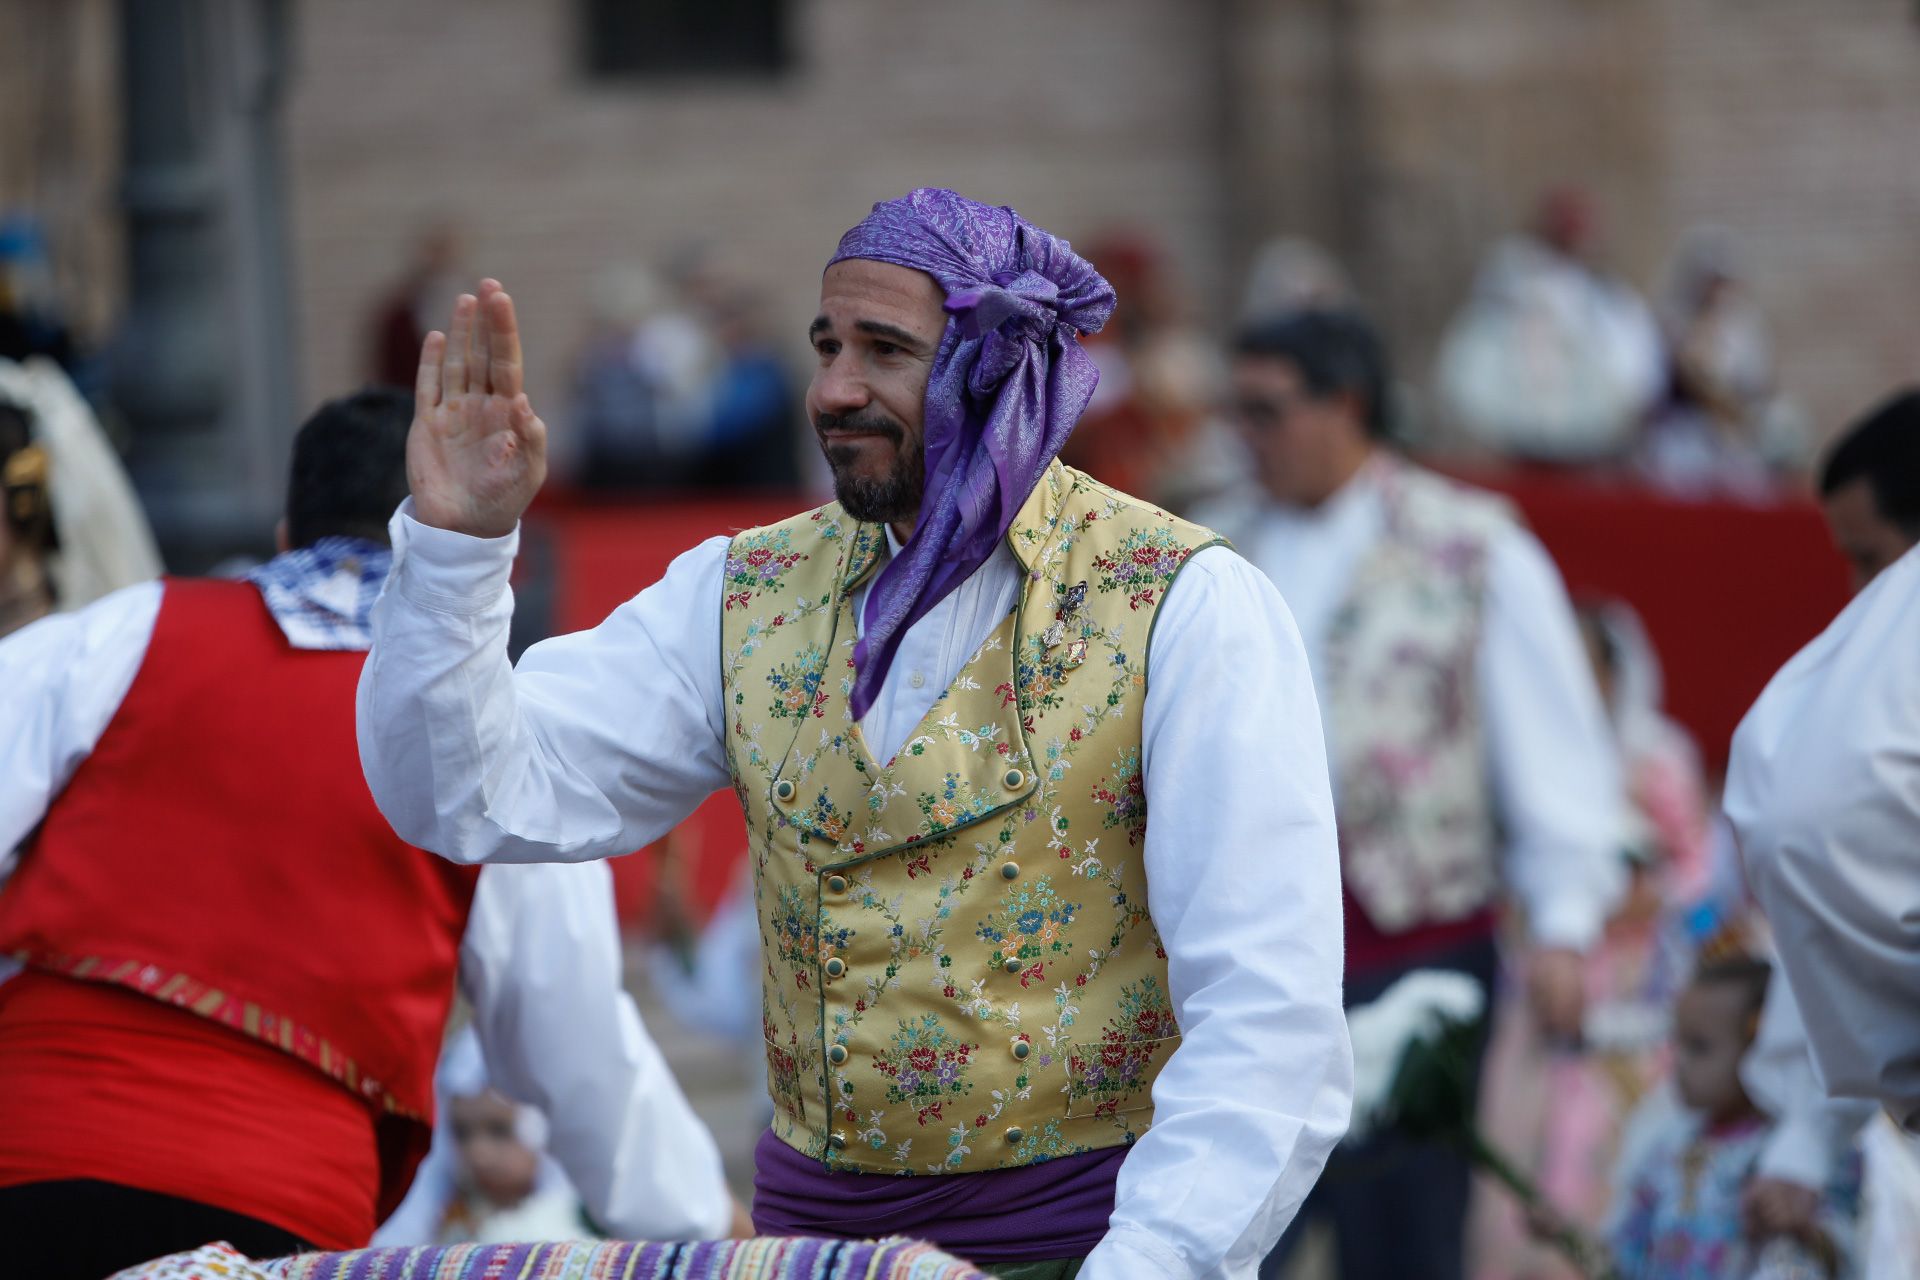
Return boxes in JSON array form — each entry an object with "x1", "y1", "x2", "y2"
[
  {"x1": 1325, "y1": 461, "x2": 1516, "y2": 934},
  {"x1": 720, "y1": 461, "x2": 1220, "y2": 1175}
]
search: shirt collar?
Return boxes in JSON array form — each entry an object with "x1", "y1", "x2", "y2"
[{"x1": 245, "y1": 535, "x2": 392, "y2": 652}]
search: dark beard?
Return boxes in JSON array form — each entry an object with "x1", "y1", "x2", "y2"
[{"x1": 817, "y1": 410, "x2": 924, "y2": 524}]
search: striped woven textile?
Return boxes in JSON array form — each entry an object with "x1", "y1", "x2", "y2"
[{"x1": 255, "y1": 1237, "x2": 991, "y2": 1280}]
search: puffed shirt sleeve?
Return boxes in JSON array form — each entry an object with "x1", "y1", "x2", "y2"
[
  {"x1": 459, "y1": 859, "x2": 732, "y2": 1239},
  {"x1": 1741, "y1": 964, "x2": 1876, "y2": 1188},
  {"x1": 0, "y1": 581, "x2": 163, "y2": 879},
  {"x1": 356, "y1": 503, "x2": 732, "y2": 864},
  {"x1": 1084, "y1": 546, "x2": 1353, "y2": 1280},
  {"x1": 1478, "y1": 526, "x2": 1626, "y2": 950},
  {"x1": 1726, "y1": 546, "x2": 1920, "y2": 1130}
]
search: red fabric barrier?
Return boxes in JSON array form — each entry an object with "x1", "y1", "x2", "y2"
[
  {"x1": 1469, "y1": 471, "x2": 1851, "y2": 773},
  {"x1": 530, "y1": 478, "x2": 1852, "y2": 926}
]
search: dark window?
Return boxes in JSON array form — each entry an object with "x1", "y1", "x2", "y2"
[{"x1": 581, "y1": 0, "x2": 790, "y2": 79}]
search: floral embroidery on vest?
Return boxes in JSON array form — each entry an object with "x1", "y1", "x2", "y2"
[
  {"x1": 873, "y1": 1013, "x2": 978, "y2": 1127},
  {"x1": 975, "y1": 873, "x2": 1081, "y2": 987},
  {"x1": 723, "y1": 527, "x2": 808, "y2": 611},
  {"x1": 722, "y1": 463, "x2": 1223, "y2": 1174},
  {"x1": 1066, "y1": 975, "x2": 1177, "y2": 1118},
  {"x1": 1092, "y1": 526, "x2": 1199, "y2": 611}
]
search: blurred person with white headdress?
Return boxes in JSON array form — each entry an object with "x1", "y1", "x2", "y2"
[
  {"x1": 1435, "y1": 188, "x2": 1666, "y2": 465},
  {"x1": 0, "y1": 356, "x2": 162, "y2": 638}
]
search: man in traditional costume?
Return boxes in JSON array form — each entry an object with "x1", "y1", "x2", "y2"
[
  {"x1": 1724, "y1": 396, "x2": 1920, "y2": 1273},
  {"x1": 1196, "y1": 308, "x2": 1625, "y2": 1280},
  {"x1": 357, "y1": 189, "x2": 1353, "y2": 1278},
  {"x1": 0, "y1": 389, "x2": 730, "y2": 1277}
]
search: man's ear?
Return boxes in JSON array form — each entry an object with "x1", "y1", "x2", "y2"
[{"x1": 274, "y1": 518, "x2": 291, "y2": 555}]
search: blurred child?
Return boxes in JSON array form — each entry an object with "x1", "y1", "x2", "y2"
[
  {"x1": 374, "y1": 1029, "x2": 598, "y2": 1245},
  {"x1": 1606, "y1": 958, "x2": 1857, "y2": 1279}
]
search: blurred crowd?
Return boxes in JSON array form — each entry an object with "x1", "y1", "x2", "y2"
[{"x1": 357, "y1": 186, "x2": 1814, "y2": 518}]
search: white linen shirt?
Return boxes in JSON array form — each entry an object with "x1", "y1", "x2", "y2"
[
  {"x1": 0, "y1": 580, "x2": 732, "y2": 1243},
  {"x1": 1726, "y1": 544, "x2": 1920, "y2": 1131},
  {"x1": 356, "y1": 500, "x2": 1353, "y2": 1280},
  {"x1": 1199, "y1": 460, "x2": 1625, "y2": 949}
]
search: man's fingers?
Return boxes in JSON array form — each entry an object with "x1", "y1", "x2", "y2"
[
  {"x1": 474, "y1": 280, "x2": 500, "y2": 396},
  {"x1": 485, "y1": 285, "x2": 524, "y2": 400},
  {"x1": 444, "y1": 293, "x2": 476, "y2": 397},
  {"x1": 416, "y1": 331, "x2": 447, "y2": 414},
  {"x1": 509, "y1": 393, "x2": 545, "y2": 450}
]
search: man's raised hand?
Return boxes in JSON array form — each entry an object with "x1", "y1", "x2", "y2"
[{"x1": 408, "y1": 279, "x2": 548, "y2": 539}]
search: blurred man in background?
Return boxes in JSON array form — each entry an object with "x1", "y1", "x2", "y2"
[
  {"x1": 0, "y1": 388, "x2": 730, "y2": 1277},
  {"x1": 1817, "y1": 387, "x2": 1920, "y2": 591},
  {"x1": 1199, "y1": 308, "x2": 1625, "y2": 1280}
]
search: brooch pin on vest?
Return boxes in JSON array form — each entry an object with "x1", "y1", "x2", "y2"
[{"x1": 1049, "y1": 581, "x2": 1091, "y2": 669}]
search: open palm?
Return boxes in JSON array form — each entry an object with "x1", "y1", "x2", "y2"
[{"x1": 408, "y1": 279, "x2": 548, "y2": 539}]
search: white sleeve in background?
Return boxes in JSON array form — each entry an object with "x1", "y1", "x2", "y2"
[
  {"x1": 1727, "y1": 546, "x2": 1920, "y2": 1131},
  {"x1": 0, "y1": 581, "x2": 163, "y2": 877},
  {"x1": 1478, "y1": 527, "x2": 1626, "y2": 951},
  {"x1": 1742, "y1": 965, "x2": 1875, "y2": 1189},
  {"x1": 356, "y1": 503, "x2": 733, "y2": 865},
  {"x1": 1084, "y1": 547, "x2": 1353, "y2": 1280},
  {"x1": 460, "y1": 860, "x2": 732, "y2": 1240}
]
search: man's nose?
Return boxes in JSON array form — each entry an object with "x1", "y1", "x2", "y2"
[{"x1": 812, "y1": 353, "x2": 871, "y2": 416}]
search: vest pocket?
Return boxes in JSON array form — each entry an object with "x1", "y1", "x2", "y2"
[
  {"x1": 763, "y1": 1032, "x2": 812, "y2": 1126},
  {"x1": 1063, "y1": 1031, "x2": 1180, "y2": 1118}
]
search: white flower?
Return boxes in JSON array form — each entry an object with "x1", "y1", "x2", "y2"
[{"x1": 1344, "y1": 969, "x2": 1485, "y2": 1144}]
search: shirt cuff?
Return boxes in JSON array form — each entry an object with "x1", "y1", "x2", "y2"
[
  {"x1": 1528, "y1": 893, "x2": 1606, "y2": 952},
  {"x1": 1079, "y1": 1224, "x2": 1194, "y2": 1280},
  {"x1": 1756, "y1": 1108, "x2": 1852, "y2": 1189},
  {"x1": 390, "y1": 497, "x2": 520, "y2": 615}
]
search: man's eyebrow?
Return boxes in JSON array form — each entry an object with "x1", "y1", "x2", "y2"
[
  {"x1": 853, "y1": 319, "x2": 929, "y2": 352},
  {"x1": 807, "y1": 315, "x2": 932, "y2": 353}
]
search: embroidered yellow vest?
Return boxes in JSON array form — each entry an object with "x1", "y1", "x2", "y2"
[
  {"x1": 1322, "y1": 462, "x2": 1515, "y2": 932},
  {"x1": 721, "y1": 461, "x2": 1221, "y2": 1174}
]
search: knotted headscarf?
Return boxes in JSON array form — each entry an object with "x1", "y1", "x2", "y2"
[{"x1": 828, "y1": 189, "x2": 1115, "y2": 720}]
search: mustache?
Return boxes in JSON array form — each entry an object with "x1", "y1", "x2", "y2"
[{"x1": 814, "y1": 410, "x2": 904, "y2": 440}]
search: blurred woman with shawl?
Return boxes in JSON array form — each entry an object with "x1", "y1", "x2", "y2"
[{"x1": 0, "y1": 356, "x2": 162, "y2": 639}]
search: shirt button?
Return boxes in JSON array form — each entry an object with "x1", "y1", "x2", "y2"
[
  {"x1": 1005, "y1": 1126, "x2": 1025, "y2": 1145},
  {"x1": 1000, "y1": 861, "x2": 1020, "y2": 881},
  {"x1": 828, "y1": 1043, "x2": 849, "y2": 1066},
  {"x1": 1002, "y1": 768, "x2": 1026, "y2": 791},
  {"x1": 773, "y1": 778, "x2": 796, "y2": 804},
  {"x1": 1010, "y1": 1038, "x2": 1031, "y2": 1062},
  {"x1": 1002, "y1": 957, "x2": 1022, "y2": 975},
  {"x1": 826, "y1": 874, "x2": 849, "y2": 895},
  {"x1": 910, "y1": 670, "x2": 927, "y2": 689},
  {"x1": 830, "y1": 1131, "x2": 849, "y2": 1150},
  {"x1": 824, "y1": 956, "x2": 847, "y2": 979}
]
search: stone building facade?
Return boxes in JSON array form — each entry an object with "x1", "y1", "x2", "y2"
[{"x1": 5, "y1": 0, "x2": 1918, "y2": 447}]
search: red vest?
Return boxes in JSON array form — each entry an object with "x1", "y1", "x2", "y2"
[{"x1": 0, "y1": 578, "x2": 479, "y2": 1212}]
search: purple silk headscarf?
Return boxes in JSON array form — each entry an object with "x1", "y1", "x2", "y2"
[{"x1": 828, "y1": 189, "x2": 1115, "y2": 721}]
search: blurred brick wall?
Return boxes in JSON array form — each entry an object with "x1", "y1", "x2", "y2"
[
  {"x1": 282, "y1": 0, "x2": 1232, "y2": 430},
  {"x1": 7, "y1": 1, "x2": 1915, "y2": 447},
  {"x1": 1656, "y1": 0, "x2": 1920, "y2": 440},
  {"x1": 0, "y1": 0, "x2": 121, "y2": 343},
  {"x1": 1227, "y1": 0, "x2": 1920, "y2": 443}
]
